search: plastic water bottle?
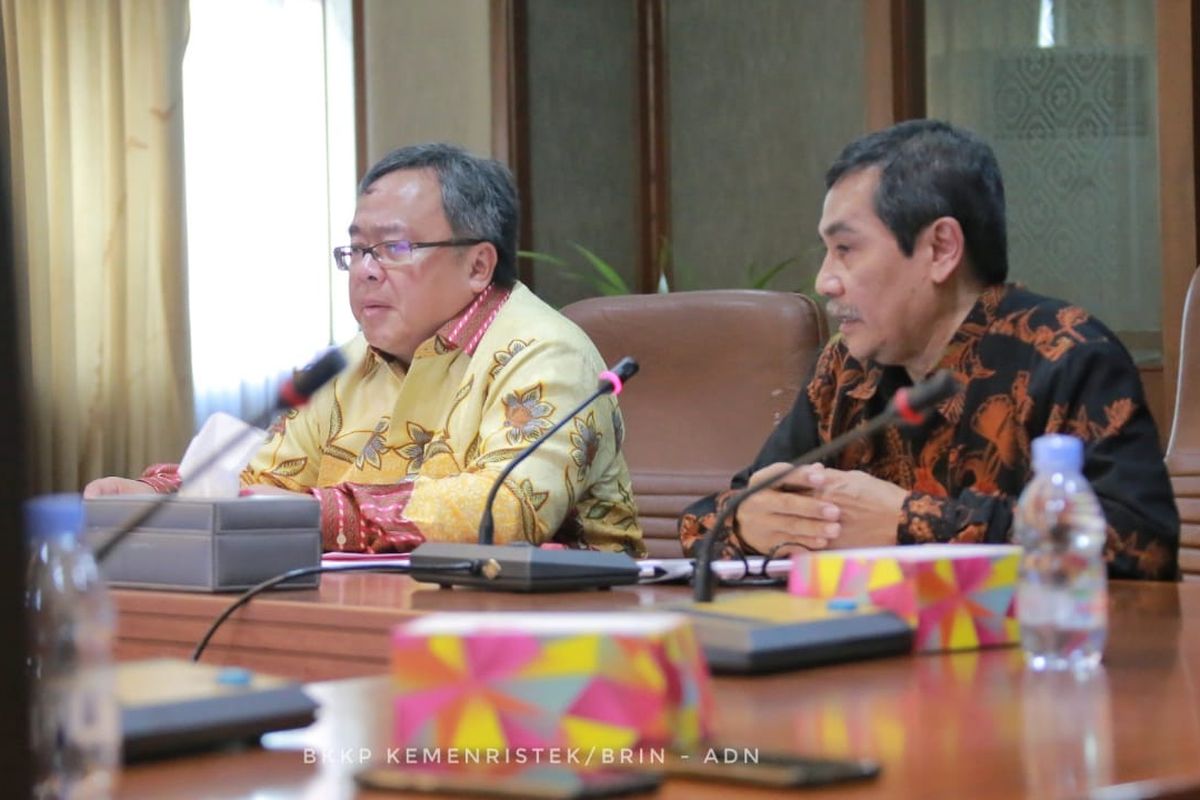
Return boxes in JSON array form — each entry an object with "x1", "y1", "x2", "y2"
[
  {"x1": 25, "y1": 494, "x2": 121, "y2": 799},
  {"x1": 1014, "y1": 434, "x2": 1108, "y2": 672}
]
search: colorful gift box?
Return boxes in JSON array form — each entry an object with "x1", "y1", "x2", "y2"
[
  {"x1": 787, "y1": 544, "x2": 1021, "y2": 652},
  {"x1": 390, "y1": 612, "x2": 713, "y2": 754}
]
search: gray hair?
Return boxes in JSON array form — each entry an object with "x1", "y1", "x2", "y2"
[{"x1": 358, "y1": 143, "x2": 519, "y2": 287}]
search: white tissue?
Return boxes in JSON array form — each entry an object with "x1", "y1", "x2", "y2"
[{"x1": 177, "y1": 412, "x2": 268, "y2": 498}]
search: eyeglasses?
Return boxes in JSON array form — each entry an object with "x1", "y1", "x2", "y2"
[
  {"x1": 332, "y1": 238, "x2": 486, "y2": 271},
  {"x1": 715, "y1": 541, "x2": 804, "y2": 587}
]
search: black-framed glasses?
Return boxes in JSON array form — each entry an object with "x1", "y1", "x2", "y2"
[
  {"x1": 718, "y1": 540, "x2": 809, "y2": 586},
  {"x1": 332, "y1": 238, "x2": 486, "y2": 271}
]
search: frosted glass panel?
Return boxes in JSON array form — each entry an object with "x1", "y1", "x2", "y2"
[
  {"x1": 526, "y1": 0, "x2": 638, "y2": 307},
  {"x1": 926, "y1": 0, "x2": 1161, "y2": 363},
  {"x1": 666, "y1": 0, "x2": 865, "y2": 291}
]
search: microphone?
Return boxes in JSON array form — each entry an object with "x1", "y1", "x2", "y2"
[
  {"x1": 276, "y1": 348, "x2": 349, "y2": 410},
  {"x1": 408, "y1": 357, "x2": 643, "y2": 592},
  {"x1": 692, "y1": 369, "x2": 961, "y2": 603},
  {"x1": 93, "y1": 348, "x2": 348, "y2": 563}
]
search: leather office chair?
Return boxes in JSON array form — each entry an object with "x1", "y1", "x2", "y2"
[
  {"x1": 561, "y1": 290, "x2": 828, "y2": 558},
  {"x1": 1167, "y1": 267, "x2": 1200, "y2": 579}
]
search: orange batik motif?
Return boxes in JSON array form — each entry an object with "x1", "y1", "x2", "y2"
[{"x1": 679, "y1": 284, "x2": 1178, "y2": 580}]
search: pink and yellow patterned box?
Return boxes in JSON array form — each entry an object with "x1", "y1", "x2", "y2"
[
  {"x1": 787, "y1": 544, "x2": 1021, "y2": 652},
  {"x1": 390, "y1": 612, "x2": 713, "y2": 754}
]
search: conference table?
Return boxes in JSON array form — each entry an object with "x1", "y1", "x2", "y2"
[{"x1": 113, "y1": 574, "x2": 1200, "y2": 799}]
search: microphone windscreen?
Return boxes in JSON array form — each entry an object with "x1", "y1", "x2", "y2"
[
  {"x1": 611, "y1": 356, "x2": 639, "y2": 382},
  {"x1": 284, "y1": 348, "x2": 347, "y2": 407},
  {"x1": 902, "y1": 369, "x2": 960, "y2": 413}
]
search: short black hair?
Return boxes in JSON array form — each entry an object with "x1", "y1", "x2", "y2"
[
  {"x1": 825, "y1": 119, "x2": 1008, "y2": 285},
  {"x1": 359, "y1": 143, "x2": 519, "y2": 288}
]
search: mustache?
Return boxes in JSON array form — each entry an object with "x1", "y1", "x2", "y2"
[{"x1": 825, "y1": 302, "x2": 861, "y2": 321}]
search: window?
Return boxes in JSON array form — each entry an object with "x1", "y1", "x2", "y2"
[{"x1": 183, "y1": 0, "x2": 357, "y2": 429}]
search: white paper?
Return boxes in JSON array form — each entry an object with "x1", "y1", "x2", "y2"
[
  {"x1": 636, "y1": 557, "x2": 794, "y2": 582},
  {"x1": 177, "y1": 412, "x2": 268, "y2": 498}
]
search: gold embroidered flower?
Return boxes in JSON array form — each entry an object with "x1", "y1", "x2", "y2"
[
  {"x1": 568, "y1": 412, "x2": 601, "y2": 480},
  {"x1": 354, "y1": 419, "x2": 391, "y2": 470},
  {"x1": 490, "y1": 338, "x2": 532, "y2": 378},
  {"x1": 396, "y1": 421, "x2": 435, "y2": 473},
  {"x1": 516, "y1": 477, "x2": 549, "y2": 511},
  {"x1": 502, "y1": 385, "x2": 555, "y2": 445}
]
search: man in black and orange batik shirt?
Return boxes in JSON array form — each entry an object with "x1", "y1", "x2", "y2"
[{"x1": 679, "y1": 119, "x2": 1179, "y2": 581}]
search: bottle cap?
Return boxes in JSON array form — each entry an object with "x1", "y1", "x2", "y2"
[
  {"x1": 24, "y1": 493, "x2": 84, "y2": 540},
  {"x1": 1031, "y1": 434, "x2": 1084, "y2": 474}
]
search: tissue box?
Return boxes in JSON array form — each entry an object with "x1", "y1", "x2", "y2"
[
  {"x1": 390, "y1": 613, "x2": 713, "y2": 754},
  {"x1": 787, "y1": 544, "x2": 1021, "y2": 652},
  {"x1": 86, "y1": 496, "x2": 321, "y2": 591}
]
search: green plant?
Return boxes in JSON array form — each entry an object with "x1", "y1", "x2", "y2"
[
  {"x1": 745, "y1": 256, "x2": 799, "y2": 290},
  {"x1": 519, "y1": 244, "x2": 632, "y2": 296}
]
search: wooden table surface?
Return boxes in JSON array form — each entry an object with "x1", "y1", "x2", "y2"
[
  {"x1": 113, "y1": 571, "x2": 691, "y2": 681},
  {"x1": 115, "y1": 579, "x2": 1200, "y2": 799}
]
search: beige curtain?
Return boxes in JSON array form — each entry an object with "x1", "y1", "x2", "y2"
[{"x1": 3, "y1": 0, "x2": 193, "y2": 492}]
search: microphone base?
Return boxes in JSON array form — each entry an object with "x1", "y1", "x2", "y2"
[
  {"x1": 673, "y1": 593, "x2": 914, "y2": 674},
  {"x1": 408, "y1": 542, "x2": 640, "y2": 593}
]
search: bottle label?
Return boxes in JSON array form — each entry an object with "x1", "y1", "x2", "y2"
[{"x1": 68, "y1": 665, "x2": 120, "y2": 755}]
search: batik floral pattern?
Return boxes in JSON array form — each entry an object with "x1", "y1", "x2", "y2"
[
  {"x1": 491, "y1": 339, "x2": 532, "y2": 378},
  {"x1": 612, "y1": 407, "x2": 625, "y2": 453},
  {"x1": 502, "y1": 384, "x2": 555, "y2": 445},
  {"x1": 569, "y1": 412, "x2": 601, "y2": 481},
  {"x1": 355, "y1": 419, "x2": 391, "y2": 470},
  {"x1": 235, "y1": 283, "x2": 644, "y2": 557},
  {"x1": 396, "y1": 422, "x2": 435, "y2": 474}
]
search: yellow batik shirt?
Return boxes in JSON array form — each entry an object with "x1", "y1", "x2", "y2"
[{"x1": 241, "y1": 282, "x2": 645, "y2": 556}]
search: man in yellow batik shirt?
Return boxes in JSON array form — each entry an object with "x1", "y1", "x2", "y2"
[{"x1": 85, "y1": 144, "x2": 644, "y2": 556}]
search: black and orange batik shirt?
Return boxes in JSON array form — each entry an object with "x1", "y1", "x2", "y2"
[{"x1": 679, "y1": 284, "x2": 1180, "y2": 580}]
